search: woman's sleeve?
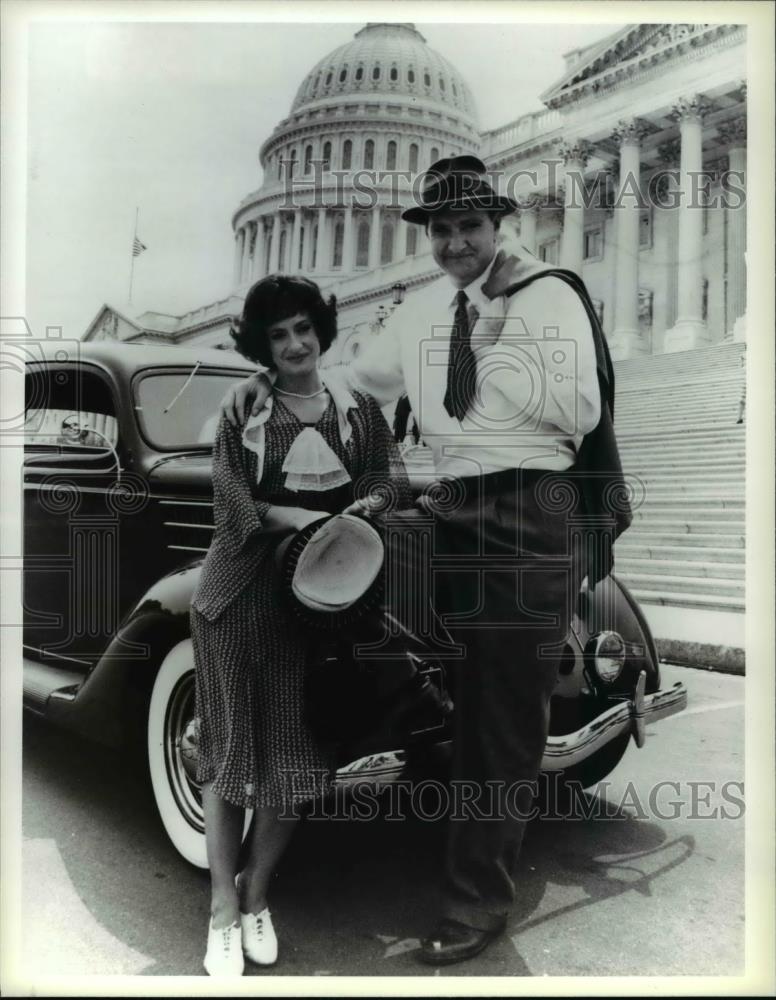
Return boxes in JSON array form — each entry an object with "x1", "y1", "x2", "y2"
[
  {"x1": 353, "y1": 394, "x2": 413, "y2": 511},
  {"x1": 212, "y1": 415, "x2": 271, "y2": 554}
]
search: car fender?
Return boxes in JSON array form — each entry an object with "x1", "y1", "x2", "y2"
[
  {"x1": 46, "y1": 560, "x2": 204, "y2": 747},
  {"x1": 580, "y1": 572, "x2": 660, "y2": 695}
]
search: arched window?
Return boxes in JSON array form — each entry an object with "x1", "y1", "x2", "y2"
[
  {"x1": 355, "y1": 65, "x2": 363, "y2": 82},
  {"x1": 380, "y1": 221, "x2": 394, "y2": 265},
  {"x1": 322, "y1": 141, "x2": 332, "y2": 170},
  {"x1": 439, "y1": 77, "x2": 445, "y2": 92},
  {"x1": 313, "y1": 73, "x2": 321, "y2": 93},
  {"x1": 364, "y1": 139, "x2": 374, "y2": 170},
  {"x1": 342, "y1": 139, "x2": 352, "y2": 170},
  {"x1": 423, "y1": 71, "x2": 431, "y2": 87},
  {"x1": 325, "y1": 71, "x2": 333, "y2": 87},
  {"x1": 408, "y1": 143, "x2": 419, "y2": 173},
  {"x1": 386, "y1": 140, "x2": 397, "y2": 170},
  {"x1": 278, "y1": 229, "x2": 287, "y2": 272},
  {"x1": 339, "y1": 67, "x2": 347, "y2": 83},
  {"x1": 390, "y1": 66, "x2": 398, "y2": 82},
  {"x1": 298, "y1": 227, "x2": 305, "y2": 269},
  {"x1": 372, "y1": 65, "x2": 381, "y2": 81},
  {"x1": 332, "y1": 221, "x2": 344, "y2": 268},
  {"x1": 304, "y1": 144, "x2": 313, "y2": 174},
  {"x1": 452, "y1": 81, "x2": 457, "y2": 97},
  {"x1": 407, "y1": 68, "x2": 415, "y2": 84},
  {"x1": 406, "y1": 226, "x2": 417, "y2": 256},
  {"x1": 289, "y1": 149, "x2": 297, "y2": 176},
  {"x1": 356, "y1": 219, "x2": 370, "y2": 267},
  {"x1": 430, "y1": 146, "x2": 439, "y2": 164}
]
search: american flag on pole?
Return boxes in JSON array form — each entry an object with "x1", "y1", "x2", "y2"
[{"x1": 132, "y1": 236, "x2": 147, "y2": 257}]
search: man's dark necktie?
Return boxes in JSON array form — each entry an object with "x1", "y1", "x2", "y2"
[{"x1": 443, "y1": 290, "x2": 475, "y2": 421}]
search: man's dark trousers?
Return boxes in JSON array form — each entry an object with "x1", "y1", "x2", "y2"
[{"x1": 381, "y1": 466, "x2": 587, "y2": 932}]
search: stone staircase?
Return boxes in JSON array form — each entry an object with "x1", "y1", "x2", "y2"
[{"x1": 613, "y1": 341, "x2": 746, "y2": 618}]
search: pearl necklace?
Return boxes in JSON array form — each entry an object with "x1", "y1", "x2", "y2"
[{"x1": 274, "y1": 385, "x2": 328, "y2": 399}]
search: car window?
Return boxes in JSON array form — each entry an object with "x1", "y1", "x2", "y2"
[
  {"x1": 134, "y1": 369, "x2": 252, "y2": 450},
  {"x1": 24, "y1": 366, "x2": 118, "y2": 451}
]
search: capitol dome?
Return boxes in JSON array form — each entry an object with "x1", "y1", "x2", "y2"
[
  {"x1": 231, "y1": 22, "x2": 481, "y2": 294},
  {"x1": 290, "y1": 23, "x2": 478, "y2": 122}
]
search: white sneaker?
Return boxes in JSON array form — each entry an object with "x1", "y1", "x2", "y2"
[
  {"x1": 240, "y1": 908, "x2": 278, "y2": 966},
  {"x1": 203, "y1": 918, "x2": 244, "y2": 976}
]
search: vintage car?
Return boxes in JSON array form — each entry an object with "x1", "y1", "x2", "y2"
[{"x1": 23, "y1": 341, "x2": 687, "y2": 867}]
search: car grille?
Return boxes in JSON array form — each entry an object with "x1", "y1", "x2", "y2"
[{"x1": 157, "y1": 498, "x2": 214, "y2": 554}]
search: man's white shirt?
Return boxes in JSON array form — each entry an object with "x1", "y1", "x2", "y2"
[{"x1": 345, "y1": 244, "x2": 601, "y2": 478}]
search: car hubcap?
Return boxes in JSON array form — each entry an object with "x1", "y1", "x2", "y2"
[{"x1": 165, "y1": 672, "x2": 204, "y2": 833}]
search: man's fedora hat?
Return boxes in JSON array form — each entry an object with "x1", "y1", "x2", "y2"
[
  {"x1": 275, "y1": 513, "x2": 385, "y2": 630},
  {"x1": 402, "y1": 154, "x2": 517, "y2": 225}
]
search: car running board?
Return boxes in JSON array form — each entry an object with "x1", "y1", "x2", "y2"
[{"x1": 23, "y1": 657, "x2": 83, "y2": 713}]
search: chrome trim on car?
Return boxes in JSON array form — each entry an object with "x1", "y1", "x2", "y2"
[
  {"x1": 334, "y1": 682, "x2": 688, "y2": 785},
  {"x1": 163, "y1": 522, "x2": 214, "y2": 530},
  {"x1": 157, "y1": 499, "x2": 214, "y2": 507}
]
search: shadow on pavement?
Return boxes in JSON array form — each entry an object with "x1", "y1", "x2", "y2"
[{"x1": 22, "y1": 717, "x2": 695, "y2": 977}]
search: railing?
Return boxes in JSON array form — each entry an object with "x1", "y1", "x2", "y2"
[{"x1": 480, "y1": 108, "x2": 562, "y2": 157}]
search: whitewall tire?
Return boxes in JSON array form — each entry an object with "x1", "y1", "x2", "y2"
[{"x1": 147, "y1": 638, "x2": 251, "y2": 868}]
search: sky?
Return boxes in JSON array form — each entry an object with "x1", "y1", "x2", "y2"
[{"x1": 24, "y1": 16, "x2": 622, "y2": 340}]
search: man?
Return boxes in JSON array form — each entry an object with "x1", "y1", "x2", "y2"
[{"x1": 220, "y1": 156, "x2": 630, "y2": 963}]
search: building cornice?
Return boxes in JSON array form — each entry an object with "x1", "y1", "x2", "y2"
[
  {"x1": 264, "y1": 100, "x2": 477, "y2": 154},
  {"x1": 260, "y1": 114, "x2": 478, "y2": 165},
  {"x1": 544, "y1": 24, "x2": 744, "y2": 111},
  {"x1": 337, "y1": 268, "x2": 440, "y2": 310}
]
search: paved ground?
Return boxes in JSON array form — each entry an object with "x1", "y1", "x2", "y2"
[{"x1": 16, "y1": 664, "x2": 745, "y2": 982}]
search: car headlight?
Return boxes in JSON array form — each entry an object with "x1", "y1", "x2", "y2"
[{"x1": 586, "y1": 631, "x2": 626, "y2": 684}]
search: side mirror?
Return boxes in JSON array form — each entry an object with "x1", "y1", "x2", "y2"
[
  {"x1": 60, "y1": 414, "x2": 87, "y2": 443},
  {"x1": 59, "y1": 415, "x2": 123, "y2": 482}
]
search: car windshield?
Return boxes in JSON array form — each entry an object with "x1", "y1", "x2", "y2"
[{"x1": 134, "y1": 368, "x2": 253, "y2": 450}]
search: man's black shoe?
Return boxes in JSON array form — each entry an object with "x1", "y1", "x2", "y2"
[{"x1": 418, "y1": 918, "x2": 504, "y2": 966}]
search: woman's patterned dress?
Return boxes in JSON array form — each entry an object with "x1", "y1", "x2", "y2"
[{"x1": 190, "y1": 391, "x2": 410, "y2": 809}]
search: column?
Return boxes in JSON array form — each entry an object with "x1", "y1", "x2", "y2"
[
  {"x1": 397, "y1": 217, "x2": 409, "y2": 260},
  {"x1": 517, "y1": 197, "x2": 538, "y2": 254},
  {"x1": 246, "y1": 222, "x2": 257, "y2": 282},
  {"x1": 233, "y1": 227, "x2": 245, "y2": 285},
  {"x1": 558, "y1": 141, "x2": 590, "y2": 275},
  {"x1": 663, "y1": 96, "x2": 711, "y2": 353},
  {"x1": 369, "y1": 205, "x2": 382, "y2": 269},
  {"x1": 341, "y1": 205, "x2": 355, "y2": 273},
  {"x1": 243, "y1": 224, "x2": 255, "y2": 285},
  {"x1": 253, "y1": 219, "x2": 266, "y2": 280},
  {"x1": 267, "y1": 216, "x2": 279, "y2": 274},
  {"x1": 718, "y1": 117, "x2": 747, "y2": 340},
  {"x1": 656, "y1": 139, "x2": 682, "y2": 338},
  {"x1": 609, "y1": 121, "x2": 648, "y2": 359},
  {"x1": 314, "y1": 207, "x2": 327, "y2": 273},
  {"x1": 289, "y1": 209, "x2": 302, "y2": 274}
]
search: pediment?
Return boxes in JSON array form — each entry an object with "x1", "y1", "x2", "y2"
[
  {"x1": 83, "y1": 303, "x2": 142, "y2": 341},
  {"x1": 541, "y1": 23, "x2": 729, "y2": 108}
]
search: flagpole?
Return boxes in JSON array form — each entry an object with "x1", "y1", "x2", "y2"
[{"x1": 128, "y1": 206, "x2": 139, "y2": 304}]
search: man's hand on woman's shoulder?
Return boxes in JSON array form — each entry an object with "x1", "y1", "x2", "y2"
[{"x1": 220, "y1": 371, "x2": 272, "y2": 426}]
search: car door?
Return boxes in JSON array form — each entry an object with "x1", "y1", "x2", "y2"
[{"x1": 23, "y1": 361, "x2": 125, "y2": 663}]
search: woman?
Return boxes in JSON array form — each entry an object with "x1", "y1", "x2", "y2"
[{"x1": 191, "y1": 275, "x2": 410, "y2": 976}]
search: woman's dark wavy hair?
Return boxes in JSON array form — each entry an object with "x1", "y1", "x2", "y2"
[{"x1": 230, "y1": 274, "x2": 337, "y2": 368}]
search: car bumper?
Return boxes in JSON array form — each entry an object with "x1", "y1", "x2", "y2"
[{"x1": 335, "y1": 674, "x2": 688, "y2": 785}]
